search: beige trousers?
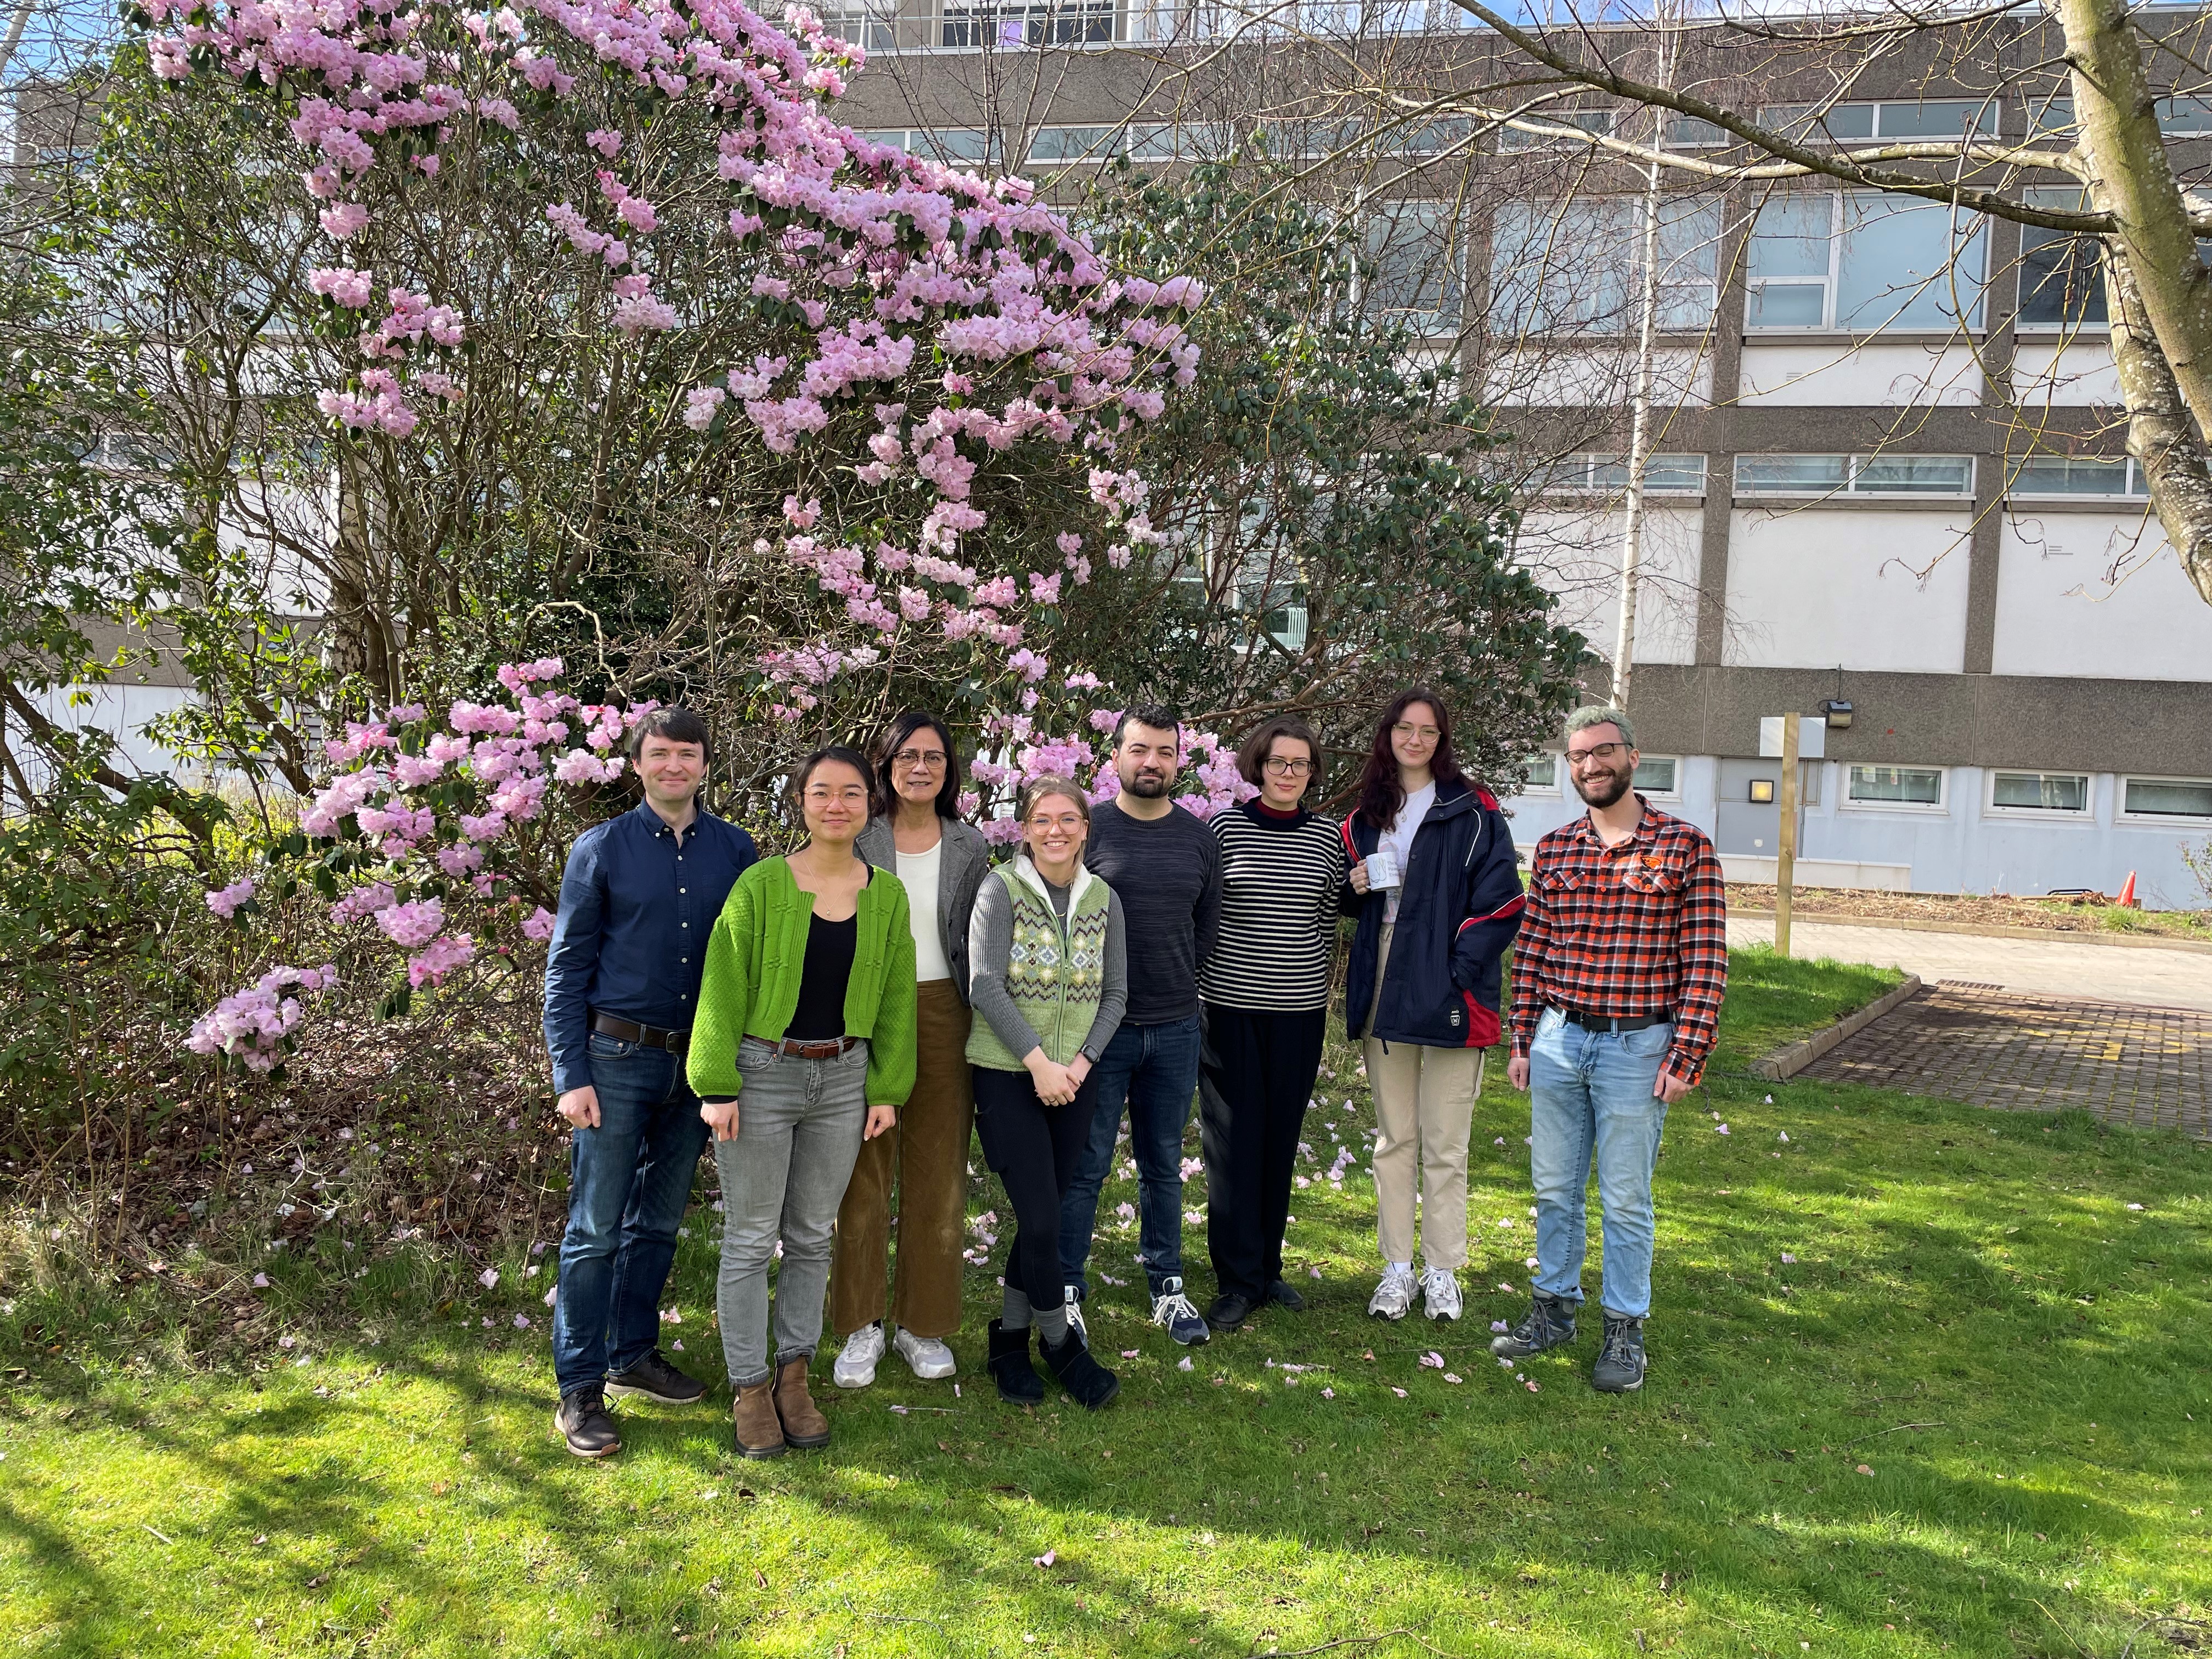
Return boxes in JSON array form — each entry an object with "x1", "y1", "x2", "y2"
[{"x1": 1363, "y1": 921, "x2": 1483, "y2": 1272}]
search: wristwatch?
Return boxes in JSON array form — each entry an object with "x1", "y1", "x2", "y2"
[{"x1": 1079, "y1": 1044, "x2": 1102, "y2": 1064}]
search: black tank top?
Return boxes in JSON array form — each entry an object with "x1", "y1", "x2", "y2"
[{"x1": 787, "y1": 911, "x2": 857, "y2": 1040}]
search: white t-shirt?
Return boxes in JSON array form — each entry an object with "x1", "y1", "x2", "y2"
[
  {"x1": 1380, "y1": 780, "x2": 1435, "y2": 925},
  {"x1": 897, "y1": 839, "x2": 951, "y2": 982}
]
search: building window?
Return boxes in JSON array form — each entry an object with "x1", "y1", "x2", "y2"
[
  {"x1": 1499, "y1": 108, "x2": 1617, "y2": 150},
  {"x1": 942, "y1": 0, "x2": 1113, "y2": 47},
  {"x1": 819, "y1": 2, "x2": 898, "y2": 49},
  {"x1": 1666, "y1": 116, "x2": 1728, "y2": 148},
  {"x1": 1025, "y1": 126, "x2": 1122, "y2": 165},
  {"x1": 1363, "y1": 200, "x2": 1464, "y2": 331},
  {"x1": 1760, "y1": 100, "x2": 1998, "y2": 142},
  {"x1": 1734, "y1": 453, "x2": 1974, "y2": 498},
  {"x1": 1846, "y1": 764, "x2": 1946, "y2": 809},
  {"x1": 2005, "y1": 455, "x2": 2146, "y2": 498},
  {"x1": 1521, "y1": 754, "x2": 1560, "y2": 792},
  {"x1": 2158, "y1": 95, "x2": 2212, "y2": 137},
  {"x1": 1126, "y1": 121, "x2": 1234, "y2": 161},
  {"x1": 1747, "y1": 191, "x2": 1988, "y2": 332},
  {"x1": 1634, "y1": 756, "x2": 1680, "y2": 797},
  {"x1": 2017, "y1": 185, "x2": 2108, "y2": 330},
  {"x1": 1488, "y1": 197, "x2": 1723, "y2": 335},
  {"x1": 1541, "y1": 454, "x2": 1708, "y2": 495},
  {"x1": 2121, "y1": 776, "x2": 2212, "y2": 820},
  {"x1": 1989, "y1": 770, "x2": 2091, "y2": 813}
]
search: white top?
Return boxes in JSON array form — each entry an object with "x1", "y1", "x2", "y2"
[
  {"x1": 897, "y1": 839, "x2": 951, "y2": 981},
  {"x1": 1380, "y1": 780, "x2": 1435, "y2": 925}
]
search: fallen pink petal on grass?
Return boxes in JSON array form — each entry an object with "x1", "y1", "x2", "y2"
[
  {"x1": 1034, "y1": 1549, "x2": 1056, "y2": 1568},
  {"x1": 1390, "y1": 1386, "x2": 1408, "y2": 1397}
]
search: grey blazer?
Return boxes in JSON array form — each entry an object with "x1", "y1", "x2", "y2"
[{"x1": 856, "y1": 815, "x2": 992, "y2": 1006}]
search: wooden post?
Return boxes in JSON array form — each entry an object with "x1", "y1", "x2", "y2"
[{"x1": 1775, "y1": 712, "x2": 1800, "y2": 958}]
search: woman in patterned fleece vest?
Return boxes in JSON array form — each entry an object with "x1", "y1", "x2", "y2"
[{"x1": 964, "y1": 778, "x2": 1128, "y2": 1409}]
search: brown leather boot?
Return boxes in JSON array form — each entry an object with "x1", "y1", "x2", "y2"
[
  {"x1": 731, "y1": 1379, "x2": 785, "y2": 1460},
  {"x1": 773, "y1": 1355, "x2": 831, "y2": 1449}
]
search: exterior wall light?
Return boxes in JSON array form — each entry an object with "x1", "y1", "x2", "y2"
[
  {"x1": 1820, "y1": 698, "x2": 1854, "y2": 730},
  {"x1": 1749, "y1": 779, "x2": 1776, "y2": 804}
]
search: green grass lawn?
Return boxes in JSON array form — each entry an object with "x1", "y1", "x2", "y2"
[{"x1": 3, "y1": 947, "x2": 2209, "y2": 1657}]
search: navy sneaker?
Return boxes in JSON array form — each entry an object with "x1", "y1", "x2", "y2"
[{"x1": 1150, "y1": 1277, "x2": 1210, "y2": 1346}]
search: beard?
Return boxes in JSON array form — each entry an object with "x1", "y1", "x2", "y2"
[
  {"x1": 1573, "y1": 765, "x2": 1634, "y2": 809},
  {"x1": 1121, "y1": 770, "x2": 1172, "y2": 798}
]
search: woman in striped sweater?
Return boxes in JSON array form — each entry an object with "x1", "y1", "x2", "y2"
[{"x1": 1194, "y1": 715, "x2": 1349, "y2": 1332}]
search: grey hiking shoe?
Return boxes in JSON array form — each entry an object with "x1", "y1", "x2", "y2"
[
  {"x1": 1488, "y1": 1291, "x2": 1579, "y2": 1361},
  {"x1": 1592, "y1": 1312, "x2": 1647, "y2": 1392}
]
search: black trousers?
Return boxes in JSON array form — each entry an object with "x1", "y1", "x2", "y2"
[
  {"x1": 972, "y1": 1064, "x2": 1102, "y2": 1312},
  {"x1": 1197, "y1": 1003, "x2": 1328, "y2": 1300}
]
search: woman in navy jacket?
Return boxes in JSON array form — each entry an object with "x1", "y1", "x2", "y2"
[{"x1": 1341, "y1": 688, "x2": 1525, "y2": 1324}]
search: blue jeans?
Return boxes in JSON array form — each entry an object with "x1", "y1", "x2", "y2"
[
  {"x1": 1526, "y1": 1008, "x2": 1673, "y2": 1319},
  {"x1": 1059, "y1": 1013, "x2": 1203, "y2": 1296},
  {"x1": 551, "y1": 1034, "x2": 710, "y2": 1395}
]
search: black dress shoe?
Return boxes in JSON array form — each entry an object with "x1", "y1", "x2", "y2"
[
  {"x1": 1267, "y1": 1279, "x2": 1307, "y2": 1312},
  {"x1": 1206, "y1": 1291, "x2": 1255, "y2": 1331},
  {"x1": 555, "y1": 1387, "x2": 621, "y2": 1458},
  {"x1": 605, "y1": 1348, "x2": 708, "y2": 1405}
]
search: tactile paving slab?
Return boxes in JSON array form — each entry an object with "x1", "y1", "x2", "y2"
[{"x1": 1798, "y1": 980, "x2": 2211, "y2": 1136}]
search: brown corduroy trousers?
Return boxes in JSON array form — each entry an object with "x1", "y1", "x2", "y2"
[{"x1": 828, "y1": 978, "x2": 975, "y2": 1340}]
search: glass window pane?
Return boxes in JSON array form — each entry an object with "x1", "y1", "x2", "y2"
[
  {"x1": 2157, "y1": 95, "x2": 2212, "y2": 136},
  {"x1": 1749, "y1": 283, "x2": 1827, "y2": 328},
  {"x1": 1667, "y1": 116, "x2": 1726, "y2": 146},
  {"x1": 1489, "y1": 200, "x2": 1637, "y2": 334},
  {"x1": 2123, "y1": 778, "x2": 2212, "y2": 817},
  {"x1": 1849, "y1": 765, "x2": 1944, "y2": 805},
  {"x1": 1365, "y1": 200, "x2": 1463, "y2": 328},
  {"x1": 1396, "y1": 117, "x2": 1471, "y2": 154},
  {"x1": 1764, "y1": 103, "x2": 1876, "y2": 140},
  {"x1": 1525, "y1": 755, "x2": 1558, "y2": 789},
  {"x1": 1875, "y1": 100, "x2": 1997, "y2": 139},
  {"x1": 1993, "y1": 772, "x2": 2088, "y2": 811},
  {"x1": 1853, "y1": 454, "x2": 1973, "y2": 494},
  {"x1": 2031, "y1": 97, "x2": 2075, "y2": 135},
  {"x1": 1634, "y1": 757, "x2": 1678, "y2": 792},
  {"x1": 1749, "y1": 196, "x2": 1832, "y2": 278},
  {"x1": 1028, "y1": 126, "x2": 1116, "y2": 161},
  {"x1": 1836, "y1": 194, "x2": 1986, "y2": 331},
  {"x1": 1736, "y1": 454, "x2": 1849, "y2": 492},
  {"x1": 2009, "y1": 455, "x2": 2133, "y2": 495}
]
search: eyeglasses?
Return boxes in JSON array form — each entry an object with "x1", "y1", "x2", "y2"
[
  {"x1": 1566, "y1": 742, "x2": 1628, "y2": 766},
  {"x1": 1026, "y1": 813, "x2": 1086, "y2": 833},
  {"x1": 1391, "y1": 723, "x2": 1441, "y2": 742},
  {"x1": 894, "y1": 748, "x2": 949, "y2": 770},
  {"x1": 804, "y1": 785, "x2": 870, "y2": 804},
  {"x1": 1263, "y1": 757, "x2": 1315, "y2": 777}
]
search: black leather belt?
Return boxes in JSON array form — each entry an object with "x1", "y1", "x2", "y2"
[
  {"x1": 1556, "y1": 1007, "x2": 1673, "y2": 1033},
  {"x1": 590, "y1": 1010, "x2": 689, "y2": 1052}
]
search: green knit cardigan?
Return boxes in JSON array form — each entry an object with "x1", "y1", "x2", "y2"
[{"x1": 686, "y1": 856, "x2": 918, "y2": 1107}]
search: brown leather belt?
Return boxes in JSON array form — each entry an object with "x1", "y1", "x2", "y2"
[
  {"x1": 774, "y1": 1034, "x2": 862, "y2": 1060},
  {"x1": 589, "y1": 1010, "x2": 689, "y2": 1053}
]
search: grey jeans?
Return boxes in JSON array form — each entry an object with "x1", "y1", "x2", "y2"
[{"x1": 713, "y1": 1036, "x2": 871, "y2": 1386}]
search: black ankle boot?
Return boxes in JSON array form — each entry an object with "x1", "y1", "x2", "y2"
[
  {"x1": 1592, "y1": 1311, "x2": 1647, "y2": 1393},
  {"x1": 986, "y1": 1318, "x2": 1046, "y2": 1404},
  {"x1": 1039, "y1": 1326, "x2": 1120, "y2": 1410}
]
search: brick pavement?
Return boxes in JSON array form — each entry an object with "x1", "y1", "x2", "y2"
[{"x1": 1799, "y1": 981, "x2": 2212, "y2": 1136}]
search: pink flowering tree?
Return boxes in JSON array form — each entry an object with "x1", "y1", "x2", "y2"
[{"x1": 106, "y1": 0, "x2": 1200, "y2": 803}]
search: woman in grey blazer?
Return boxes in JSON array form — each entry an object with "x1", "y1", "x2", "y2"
[{"x1": 827, "y1": 710, "x2": 991, "y2": 1387}]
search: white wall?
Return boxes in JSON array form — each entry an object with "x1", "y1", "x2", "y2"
[
  {"x1": 2009, "y1": 338, "x2": 2123, "y2": 408},
  {"x1": 1993, "y1": 511, "x2": 2212, "y2": 682},
  {"x1": 1737, "y1": 341, "x2": 1984, "y2": 407},
  {"x1": 1482, "y1": 346, "x2": 1712, "y2": 409},
  {"x1": 1514, "y1": 505, "x2": 1702, "y2": 665},
  {"x1": 1725, "y1": 508, "x2": 1974, "y2": 671},
  {"x1": 19, "y1": 684, "x2": 196, "y2": 786}
]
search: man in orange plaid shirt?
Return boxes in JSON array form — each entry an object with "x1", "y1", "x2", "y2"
[{"x1": 1492, "y1": 704, "x2": 1728, "y2": 1393}]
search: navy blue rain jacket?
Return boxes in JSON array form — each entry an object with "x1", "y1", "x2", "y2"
[{"x1": 1340, "y1": 779, "x2": 1526, "y2": 1048}]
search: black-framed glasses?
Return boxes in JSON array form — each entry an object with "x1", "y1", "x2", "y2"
[
  {"x1": 1263, "y1": 756, "x2": 1315, "y2": 776},
  {"x1": 1567, "y1": 742, "x2": 1628, "y2": 766}
]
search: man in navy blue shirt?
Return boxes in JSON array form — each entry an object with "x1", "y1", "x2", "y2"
[{"x1": 543, "y1": 707, "x2": 757, "y2": 1457}]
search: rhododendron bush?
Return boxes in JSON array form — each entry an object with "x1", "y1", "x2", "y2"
[{"x1": 117, "y1": 0, "x2": 1200, "y2": 783}]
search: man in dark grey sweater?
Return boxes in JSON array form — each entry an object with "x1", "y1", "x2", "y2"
[{"x1": 1057, "y1": 706, "x2": 1223, "y2": 1347}]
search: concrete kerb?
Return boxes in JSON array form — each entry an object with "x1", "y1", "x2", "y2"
[
  {"x1": 1752, "y1": 975, "x2": 1927, "y2": 1083},
  {"x1": 1731, "y1": 910, "x2": 2212, "y2": 956}
]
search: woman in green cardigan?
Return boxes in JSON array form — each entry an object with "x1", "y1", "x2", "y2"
[
  {"x1": 969, "y1": 777, "x2": 1128, "y2": 1409},
  {"x1": 688, "y1": 746, "x2": 918, "y2": 1459}
]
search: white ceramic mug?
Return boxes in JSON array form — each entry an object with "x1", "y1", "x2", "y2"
[{"x1": 1365, "y1": 847, "x2": 1401, "y2": 890}]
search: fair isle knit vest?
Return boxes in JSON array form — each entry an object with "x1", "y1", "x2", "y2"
[{"x1": 966, "y1": 859, "x2": 1114, "y2": 1070}]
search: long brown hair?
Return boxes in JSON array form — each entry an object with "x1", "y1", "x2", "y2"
[{"x1": 1354, "y1": 688, "x2": 1464, "y2": 830}]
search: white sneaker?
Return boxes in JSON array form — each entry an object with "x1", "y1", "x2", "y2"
[
  {"x1": 892, "y1": 1325, "x2": 957, "y2": 1380},
  {"x1": 832, "y1": 1322, "x2": 886, "y2": 1389},
  {"x1": 1367, "y1": 1265, "x2": 1418, "y2": 1321},
  {"x1": 1064, "y1": 1286, "x2": 1087, "y2": 1344},
  {"x1": 1420, "y1": 1267, "x2": 1464, "y2": 1322}
]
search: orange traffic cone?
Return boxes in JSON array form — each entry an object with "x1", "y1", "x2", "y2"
[{"x1": 2117, "y1": 871, "x2": 2138, "y2": 909}]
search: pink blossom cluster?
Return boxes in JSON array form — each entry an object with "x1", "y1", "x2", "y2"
[
  {"x1": 185, "y1": 964, "x2": 338, "y2": 1072},
  {"x1": 205, "y1": 876, "x2": 257, "y2": 918}
]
